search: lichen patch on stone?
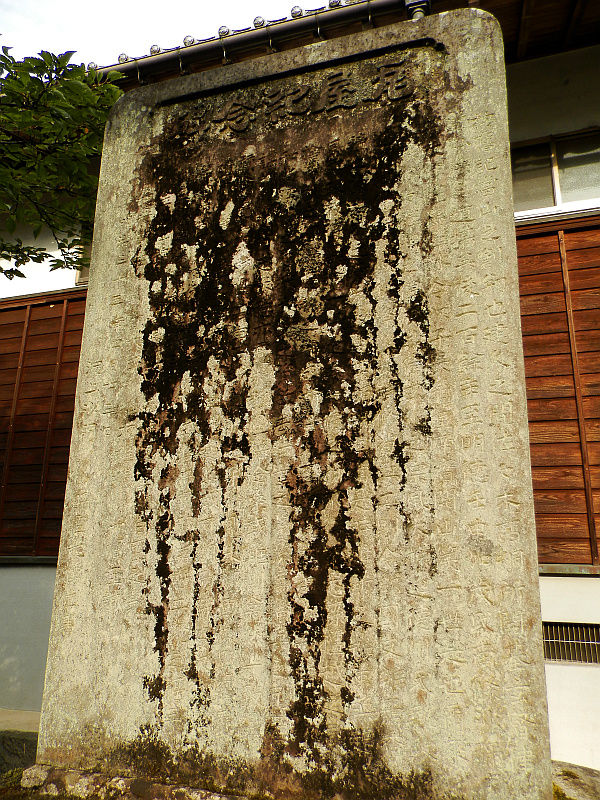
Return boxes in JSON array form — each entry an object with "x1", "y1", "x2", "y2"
[{"x1": 128, "y1": 41, "x2": 447, "y2": 781}]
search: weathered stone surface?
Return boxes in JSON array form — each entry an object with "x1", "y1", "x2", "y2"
[
  {"x1": 21, "y1": 764, "x2": 50, "y2": 788},
  {"x1": 38, "y1": 9, "x2": 551, "y2": 800}
]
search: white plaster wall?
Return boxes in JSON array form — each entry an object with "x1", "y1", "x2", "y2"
[
  {"x1": 545, "y1": 664, "x2": 600, "y2": 771},
  {"x1": 539, "y1": 576, "x2": 600, "y2": 624},
  {"x1": 539, "y1": 576, "x2": 600, "y2": 771},
  {"x1": 0, "y1": 227, "x2": 77, "y2": 300},
  {"x1": 0, "y1": 263, "x2": 77, "y2": 299},
  {"x1": 0, "y1": 566, "x2": 56, "y2": 712},
  {"x1": 506, "y1": 44, "x2": 600, "y2": 144}
]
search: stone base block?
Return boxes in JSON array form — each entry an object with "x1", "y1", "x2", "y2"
[
  {"x1": 21, "y1": 766, "x2": 236, "y2": 800},
  {"x1": 20, "y1": 762, "x2": 600, "y2": 800}
]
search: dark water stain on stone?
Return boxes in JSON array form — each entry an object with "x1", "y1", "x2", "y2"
[
  {"x1": 106, "y1": 721, "x2": 466, "y2": 800},
  {"x1": 415, "y1": 407, "x2": 432, "y2": 437},
  {"x1": 129, "y1": 45, "x2": 447, "y2": 757}
]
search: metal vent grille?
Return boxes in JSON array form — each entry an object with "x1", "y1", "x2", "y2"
[{"x1": 543, "y1": 622, "x2": 600, "y2": 664}]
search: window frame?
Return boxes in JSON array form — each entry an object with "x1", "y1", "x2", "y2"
[{"x1": 513, "y1": 129, "x2": 600, "y2": 226}]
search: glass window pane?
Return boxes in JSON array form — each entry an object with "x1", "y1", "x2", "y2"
[
  {"x1": 511, "y1": 144, "x2": 554, "y2": 212},
  {"x1": 556, "y1": 133, "x2": 600, "y2": 204}
]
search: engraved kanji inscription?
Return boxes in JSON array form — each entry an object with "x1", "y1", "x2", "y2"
[
  {"x1": 370, "y1": 61, "x2": 411, "y2": 102},
  {"x1": 263, "y1": 86, "x2": 312, "y2": 122},
  {"x1": 215, "y1": 98, "x2": 258, "y2": 132},
  {"x1": 204, "y1": 54, "x2": 415, "y2": 136},
  {"x1": 313, "y1": 70, "x2": 358, "y2": 112}
]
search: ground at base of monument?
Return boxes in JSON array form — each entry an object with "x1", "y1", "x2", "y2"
[
  {"x1": 552, "y1": 763, "x2": 600, "y2": 800},
  {"x1": 0, "y1": 763, "x2": 593, "y2": 800},
  {"x1": 5, "y1": 765, "x2": 234, "y2": 800}
]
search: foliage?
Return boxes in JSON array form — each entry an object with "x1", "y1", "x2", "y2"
[
  {"x1": 0, "y1": 47, "x2": 122, "y2": 278},
  {"x1": 0, "y1": 769, "x2": 23, "y2": 789}
]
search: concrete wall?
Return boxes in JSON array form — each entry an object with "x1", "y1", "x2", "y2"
[
  {"x1": 0, "y1": 264, "x2": 76, "y2": 300},
  {"x1": 545, "y1": 664, "x2": 600, "y2": 771},
  {"x1": 506, "y1": 44, "x2": 600, "y2": 144},
  {"x1": 539, "y1": 577, "x2": 600, "y2": 625},
  {"x1": 539, "y1": 577, "x2": 600, "y2": 771},
  {"x1": 0, "y1": 567, "x2": 56, "y2": 712}
]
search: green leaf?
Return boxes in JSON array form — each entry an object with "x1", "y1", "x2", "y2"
[
  {"x1": 58, "y1": 51, "x2": 76, "y2": 67},
  {"x1": 0, "y1": 45, "x2": 122, "y2": 276}
]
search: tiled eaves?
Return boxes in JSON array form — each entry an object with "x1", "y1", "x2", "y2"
[{"x1": 98, "y1": 0, "x2": 437, "y2": 90}]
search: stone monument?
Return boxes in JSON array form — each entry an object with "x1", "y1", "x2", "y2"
[{"x1": 36, "y1": 9, "x2": 552, "y2": 799}]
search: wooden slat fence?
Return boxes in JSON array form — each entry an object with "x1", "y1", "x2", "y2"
[
  {"x1": 0, "y1": 288, "x2": 86, "y2": 558},
  {"x1": 518, "y1": 217, "x2": 600, "y2": 565}
]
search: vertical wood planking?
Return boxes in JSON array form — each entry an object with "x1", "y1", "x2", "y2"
[
  {"x1": 0, "y1": 305, "x2": 32, "y2": 550},
  {"x1": 558, "y1": 229, "x2": 599, "y2": 564},
  {"x1": 518, "y1": 219, "x2": 600, "y2": 564},
  {"x1": 33, "y1": 298, "x2": 68, "y2": 555},
  {"x1": 0, "y1": 288, "x2": 86, "y2": 558}
]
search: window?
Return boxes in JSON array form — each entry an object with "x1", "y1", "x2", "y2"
[
  {"x1": 543, "y1": 621, "x2": 600, "y2": 663},
  {"x1": 512, "y1": 132, "x2": 600, "y2": 220}
]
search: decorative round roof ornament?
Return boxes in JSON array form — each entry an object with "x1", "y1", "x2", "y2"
[
  {"x1": 87, "y1": 62, "x2": 97, "y2": 71},
  {"x1": 150, "y1": 44, "x2": 161, "y2": 55},
  {"x1": 218, "y1": 25, "x2": 230, "y2": 37},
  {"x1": 329, "y1": 0, "x2": 341, "y2": 6},
  {"x1": 291, "y1": 6, "x2": 303, "y2": 17},
  {"x1": 253, "y1": 16, "x2": 266, "y2": 27},
  {"x1": 183, "y1": 35, "x2": 195, "y2": 46},
  {"x1": 118, "y1": 53, "x2": 129, "y2": 63}
]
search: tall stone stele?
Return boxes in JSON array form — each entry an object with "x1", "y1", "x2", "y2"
[{"x1": 38, "y1": 9, "x2": 552, "y2": 800}]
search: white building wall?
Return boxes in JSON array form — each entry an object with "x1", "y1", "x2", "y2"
[
  {"x1": 539, "y1": 577, "x2": 600, "y2": 770},
  {"x1": 544, "y1": 664, "x2": 600, "y2": 771},
  {"x1": 539, "y1": 577, "x2": 600, "y2": 625},
  {"x1": 0, "y1": 227, "x2": 77, "y2": 300},
  {"x1": 0, "y1": 567, "x2": 56, "y2": 712},
  {"x1": 507, "y1": 43, "x2": 600, "y2": 143},
  {"x1": 0, "y1": 263, "x2": 77, "y2": 299}
]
